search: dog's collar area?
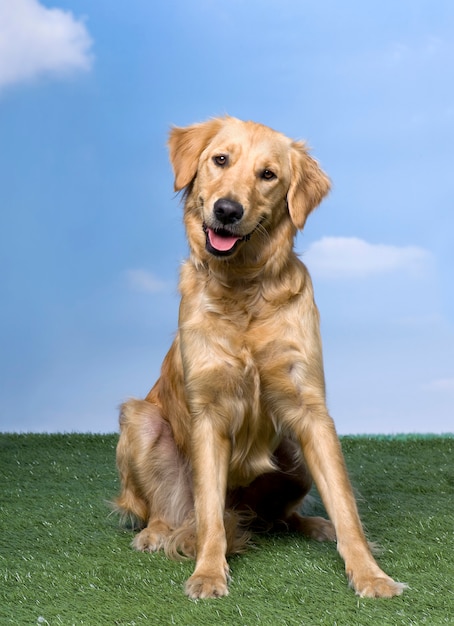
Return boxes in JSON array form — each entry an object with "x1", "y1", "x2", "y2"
[{"x1": 203, "y1": 223, "x2": 251, "y2": 257}]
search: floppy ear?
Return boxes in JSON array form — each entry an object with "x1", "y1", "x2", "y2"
[
  {"x1": 287, "y1": 141, "x2": 331, "y2": 230},
  {"x1": 167, "y1": 118, "x2": 225, "y2": 191}
]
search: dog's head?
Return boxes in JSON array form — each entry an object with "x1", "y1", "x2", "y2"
[{"x1": 168, "y1": 116, "x2": 330, "y2": 263}]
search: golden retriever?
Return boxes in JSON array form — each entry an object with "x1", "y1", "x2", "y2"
[{"x1": 115, "y1": 116, "x2": 406, "y2": 599}]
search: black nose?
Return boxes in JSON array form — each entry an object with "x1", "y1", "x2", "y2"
[{"x1": 213, "y1": 198, "x2": 244, "y2": 225}]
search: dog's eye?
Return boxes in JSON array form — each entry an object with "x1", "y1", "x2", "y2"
[
  {"x1": 261, "y1": 169, "x2": 276, "y2": 181},
  {"x1": 213, "y1": 155, "x2": 229, "y2": 167}
]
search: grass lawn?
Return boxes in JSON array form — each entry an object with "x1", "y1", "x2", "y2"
[{"x1": 1, "y1": 433, "x2": 453, "y2": 625}]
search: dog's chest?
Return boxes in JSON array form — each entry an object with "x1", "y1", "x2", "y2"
[
  {"x1": 182, "y1": 282, "x2": 308, "y2": 395},
  {"x1": 204, "y1": 315, "x2": 304, "y2": 487},
  {"x1": 180, "y1": 282, "x2": 316, "y2": 486}
]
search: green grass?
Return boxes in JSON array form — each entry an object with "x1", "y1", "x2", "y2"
[{"x1": 1, "y1": 434, "x2": 453, "y2": 625}]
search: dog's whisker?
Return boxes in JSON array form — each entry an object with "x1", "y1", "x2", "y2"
[{"x1": 254, "y1": 221, "x2": 271, "y2": 246}]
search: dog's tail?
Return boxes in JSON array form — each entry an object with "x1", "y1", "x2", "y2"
[
  {"x1": 162, "y1": 510, "x2": 252, "y2": 560},
  {"x1": 111, "y1": 489, "x2": 148, "y2": 531}
]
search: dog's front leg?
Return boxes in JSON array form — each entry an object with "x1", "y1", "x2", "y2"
[
  {"x1": 184, "y1": 416, "x2": 231, "y2": 599},
  {"x1": 296, "y1": 407, "x2": 406, "y2": 598}
]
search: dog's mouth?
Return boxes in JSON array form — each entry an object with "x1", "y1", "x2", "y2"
[{"x1": 203, "y1": 224, "x2": 251, "y2": 257}]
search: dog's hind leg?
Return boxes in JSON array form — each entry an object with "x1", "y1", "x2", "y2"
[
  {"x1": 273, "y1": 438, "x2": 336, "y2": 541},
  {"x1": 230, "y1": 438, "x2": 335, "y2": 541},
  {"x1": 115, "y1": 400, "x2": 153, "y2": 525},
  {"x1": 115, "y1": 399, "x2": 194, "y2": 555}
]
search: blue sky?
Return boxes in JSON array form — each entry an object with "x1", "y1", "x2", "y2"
[{"x1": 1, "y1": 0, "x2": 453, "y2": 434}]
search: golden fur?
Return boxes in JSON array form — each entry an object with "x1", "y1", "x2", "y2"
[{"x1": 115, "y1": 116, "x2": 406, "y2": 599}]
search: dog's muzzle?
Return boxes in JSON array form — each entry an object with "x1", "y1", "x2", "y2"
[
  {"x1": 203, "y1": 198, "x2": 250, "y2": 257},
  {"x1": 203, "y1": 224, "x2": 251, "y2": 257}
]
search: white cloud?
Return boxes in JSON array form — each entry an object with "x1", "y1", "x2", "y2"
[
  {"x1": 423, "y1": 378, "x2": 454, "y2": 393},
  {"x1": 0, "y1": 0, "x2": 93, "y2": 91},
  {"x1": 124, "y1": 269, "x2": 171, "y2": 294},
  {"x1": 384, "y1": 36, "x2": 449, "y2": 68},
  {"x1": 303, "y1": 236, "x2": 431, "y2": 280}
]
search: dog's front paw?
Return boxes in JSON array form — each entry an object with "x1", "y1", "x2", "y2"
[
  {"x1": 185, "y1": 568, "x2": 229, "y2": 599},
  {"x1": 349, "y1": 570, "x2": 407, "y2": 598}
]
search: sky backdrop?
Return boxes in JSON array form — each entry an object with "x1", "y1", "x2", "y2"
[{"x1": 1, "y1": 0, "x2": 453, "y2": 434}]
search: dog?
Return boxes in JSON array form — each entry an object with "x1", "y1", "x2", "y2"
[{"x1": 115, "y1": 116, "x2": 406, "y2": 599}]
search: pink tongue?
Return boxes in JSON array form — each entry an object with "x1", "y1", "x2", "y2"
[{"x1": 208, "y1": 228, "x2": 241, "y2": 252}]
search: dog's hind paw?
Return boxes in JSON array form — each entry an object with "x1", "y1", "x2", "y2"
[
  {"x1": 132, "y1": 521, "x2": 171, "y2": 553},
  {"x1": 288, "y1": 513, "x2": 336, "y2": 542}
]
